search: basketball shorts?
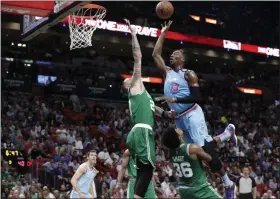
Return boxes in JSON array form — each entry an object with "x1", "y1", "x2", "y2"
[
  {"x1": 126, "y1": 123, "x2": 156, "y2": 167},
  {"x1": 179, "y1": 183, "x2": 222, "y2": 199},
  {"x1": 70, "y1": 190, "x2": 93, "y2": 199},
  {"x1": 175, "y1": 104, "x2": 213, "y2": 147},
  {"x1": 127, "y1": 179, "x2": 157, "y2": 199}
]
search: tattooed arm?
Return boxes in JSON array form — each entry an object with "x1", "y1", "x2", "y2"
[
  {"x1": 130, "y1": 30, "x2": 142, "y2": 86},
  {"x1": 154, "y1": 106, "x2": 175, "y2": 119},
  {"x1": 124, "y1": 19, "x2": 144, "y2": 95}
]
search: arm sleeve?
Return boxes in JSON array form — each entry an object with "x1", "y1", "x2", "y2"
[{"x1": 175, "y1": 87, "x2": 202, "y2": 103}]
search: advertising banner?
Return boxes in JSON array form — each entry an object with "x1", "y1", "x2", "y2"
[
  {"x1": 61, "y1": 18, "x2": 279, "y2": 58},
  {"x1": 52, "y1": 83, "x2": 77, "y2": 95},
  {"x1": 2, "y1": 78, "x2": 31, "y2": 92}
]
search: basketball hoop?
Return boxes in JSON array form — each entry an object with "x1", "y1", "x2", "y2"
[{"x1": 68, "y1": 4, "x2": 106, "y2": 50}]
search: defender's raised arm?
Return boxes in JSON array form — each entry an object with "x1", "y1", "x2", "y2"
[{"x1": 124, "y1": 19, "x2": 142, "y2": 86}]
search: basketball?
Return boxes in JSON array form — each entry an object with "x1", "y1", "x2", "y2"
[{"x1": 156, "y1": 1, "x2": 174, "y2": 19}]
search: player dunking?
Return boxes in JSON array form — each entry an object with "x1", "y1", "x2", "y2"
[
  {"x1": 152, "y1": 21, "x2": 236, "y2": 199},
  {"x1": 162, "y1": 127, "x2": 222, "y2": 199},
  {"x1": 116, "y1": 149, "x2": 157, "y2": 199},
  {"x1": 122, "y1": 19, "x2": 162, "y2": 198},
  {"x1": 70, "y1": 150, "x2": 98, "y2": 199}
]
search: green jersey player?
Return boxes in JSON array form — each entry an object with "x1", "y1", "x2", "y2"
[
  {"x1": 162, "y1": 128, "x2": 222, "y2": 199},
  {"x1": 122, "y1": 18, "x2": 169, "y2": 198},
  {"x1": 116, "y1": 149, "x2": 157, "y2": 198}
]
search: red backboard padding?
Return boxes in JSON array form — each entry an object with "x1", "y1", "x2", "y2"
[{"x1": 1, "y1": 1, "x2": 54, "y2": 17}]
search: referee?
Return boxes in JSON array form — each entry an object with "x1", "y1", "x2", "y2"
[{"x1": 235, "y1": 166, "x2": 256, "y2": 199}]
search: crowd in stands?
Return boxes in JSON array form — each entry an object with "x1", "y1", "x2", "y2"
[{"x1": 1, "y1": 77, "x2": 280, "y2": 199}]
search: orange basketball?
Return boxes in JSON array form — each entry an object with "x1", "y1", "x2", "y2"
[{"x1": 156, "y1": 1, "x2": 174, "y2": 19}]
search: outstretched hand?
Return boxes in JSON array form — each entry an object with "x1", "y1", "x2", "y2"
[
  {"x1": 124, "y1": 18, "x2": 136, "y2": 34},
  {"x1": 155, "y1": 96, "x2": 176, "y2": 104},
  {"x1": 161, "y1": 20, "x2": 173, "y2": 33}
]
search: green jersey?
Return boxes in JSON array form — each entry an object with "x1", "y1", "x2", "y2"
[
  {"x1": 127, "y1": 157, "x2": 137, "y2": 178},
  {"x1": 128, "y1": 89, "x2": 155, "y2": 127},
  {"x1": 170, "y1": 144, "x2": 207, "y2": 187}
]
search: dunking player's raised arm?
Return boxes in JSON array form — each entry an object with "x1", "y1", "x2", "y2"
[
  {"x1": 155, "y1": 70, "x2": 202, "y2": 104},
  {"x1": 124, "y1": 19, "x2": 143, "y2": 95},
  {"x1": 116, "y1": 149, "x2": 130, "y2": 188},
  {"x1": 152, "y1": 21, "x2": 173, "y2": 78}
]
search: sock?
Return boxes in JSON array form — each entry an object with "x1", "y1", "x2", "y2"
[
  {"x1": 221, "y1": 174, "x2": 233, "y2": 186},
  {"x1": 217, "y1": 130, "x2": 231, "y2": 143}
]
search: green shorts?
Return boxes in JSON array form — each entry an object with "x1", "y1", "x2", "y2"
[
  {"x1": 179, "y1": 183, "x2": 222, "y2": 199},
  {"x1": 127, "y1": 179, "x2": 157, "y2": 199},
  {"x1": 126, "y1": 125, "x2": 156, "y2": 167}
]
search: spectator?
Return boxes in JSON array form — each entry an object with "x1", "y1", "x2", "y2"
[
  {"x1": 263, "y1": 190, "x2": 276, "y2": 199},
  {"x1": 29, "y1": 185, "x2": 39, "y2": 199},
  {"x1": 268, "y1": 178, "x2": 278, "y2": 192},
  {"x1": 156, "y1": 148, "x2": 166, "y2": 162},
  {"x1": 28, "y1": 142, "x2": 49, "y2": 160},
  {"x1": 255, "y1": 175, "x2": 264, "y2": 185},
  {"x1": 161, "y1": 176, "x2": 170, "y2": 196},
  {"x1": 68, "y1": 158, "x2": 80, "y2": 172},
  {"x1": 74, "y1": 137, "x2": 83, "y2": 151},
  {"x1": 2, "y1": 138, "x2": 14, "y2": 149},
  {"x1": 43, "y1": 159, "x2": 57, "y2": 173},
  {"x1": 56, "y1": 125, "x2": 68, "y2": 141},
  {"x1": 35, "y1": 122, "x2": 42, "y2": 134},
  {"x1": 98, "y1": 121, "x2": 110, "y2": 134},
  {"x1": 42, "y1": 186, "x2": 55, "y2": 199},
  {"x1": 53, "y1": 190, "x2": 60, "y2": 199},
  {"x1": 101, "y1": 181, "x2": 110, "y2": 198},
  {"x1": 67, "y1": 131, "x2": 76, "y2": 144},
  {"x1": 70, "y1": 94, "x2": 81, "y2": 112},
  {"x1": 55, "y1": 111, "x2": 64, "y2": 124},
  {"x1": 54, "y1": 162, "x2": 67, "y2": 177},
  {"x1": 165, "y1": 184, "x2": 177, "y2": 198}
]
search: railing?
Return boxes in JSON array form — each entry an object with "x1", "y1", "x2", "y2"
[
  {"x1": 30, "y1": 159, "x2": 65, "y2": 190},
  {"x1": 30, "y1": 157, "x2": 112, "y2": 189}
]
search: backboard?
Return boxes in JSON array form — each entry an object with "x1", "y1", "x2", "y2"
[{"x1": 1, "y1": 1, "x2": 88, "y2": 41}]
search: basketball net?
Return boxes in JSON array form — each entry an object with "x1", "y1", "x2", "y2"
[{"x1": 68, "y1": 4, "x2": 106, "y2": 50}]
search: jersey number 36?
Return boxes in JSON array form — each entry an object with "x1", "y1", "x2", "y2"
[{"x1": 173, "y1": 162, "x2": 193, "y2": 178}]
